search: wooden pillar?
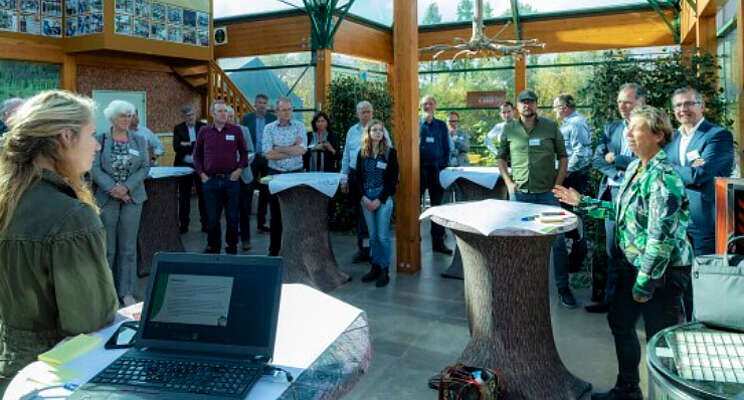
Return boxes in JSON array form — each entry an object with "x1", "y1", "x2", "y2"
[
  {"x1": 393, "y1": 0, "x2": 421, "y2": 275},
  {"x1": 696, "y1": 15, "x2": 717, "y2": 57},
  {"x1": 514, "y1": 57, "x2": 527, "y2": 102},
  {"x1": 61, "y1": 54, "x2": 77, "y2": 92},
  {"x1": 314, "y1": 48, "x2": 332, "y2": 111}
]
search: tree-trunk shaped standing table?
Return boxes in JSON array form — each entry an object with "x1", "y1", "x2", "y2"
[
  {"x1": 137, "y1": 167, "x2": 192, "y2": 277},
  {"x1": 438, "y1": 167, "x2": 508, "y2": 279},
  {"x1": 268, "y1": 173, "x2": 350, "y2": 292},
  {"x1": 422, "y1": 199, "x2": 592, "y2": 399}
]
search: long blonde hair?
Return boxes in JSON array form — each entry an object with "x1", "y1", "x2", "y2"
[
  {"x1": 0, "y1": 90, "x2": 98, "y2": 233},
  {"x1": 360, "y1": 119, "x2": 389, "y2": 158}
]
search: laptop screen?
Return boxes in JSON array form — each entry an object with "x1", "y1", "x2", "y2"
[{"x1": 139, "y1": 257, "x2": 282, "y2": 351}]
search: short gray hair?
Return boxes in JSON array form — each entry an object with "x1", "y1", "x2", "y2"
[
  {"x1": 275, "y1": 97, "x2": 292, "y2": 109},
  {"x1": 619, "y1": 83, "x2": 647, "y2": 102},
  {"x1": 210, "y1": 99, "x2": 227, "y2": 114},
  {"x1": 672, "y1": 87, "x2": 704, "y2": 104},
  {"x1": 0, "y1": 97, "x2": 24, "y2": 120},
  {"x1": 356, "y1": 100, "x2": 373, "y2": 112},
  {"x1": 103, "y1": 100, "x2": 135, "y2": 123},
  {"x1": 180, "y1": 104, "x2": 195, "y2": 115},
  {"x1": 420, "y1": 94, "x2": 436, "y2": 105}
]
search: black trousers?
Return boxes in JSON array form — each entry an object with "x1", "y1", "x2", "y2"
[
  {"x1": 178, "y1": 171, "x2": 206, "y2": 230},
  {"x1": 267, "y1": 168, "x2": 302, "y2": 256},
  {"x1": 251, "y1": 155, "x2": 270, "y2": 227},
  {"x1": 609, "y1": 258, "x2": 689, "y2": 386},
  {"x1": 239, "y1": 180, "x2": 252, "y2": 243},
  {"x1": 562, "y1": 168, "x2": 590, "y2": 271},
  {"x1": 420, "y1": 165, "x2": 445, "y2": 244}
]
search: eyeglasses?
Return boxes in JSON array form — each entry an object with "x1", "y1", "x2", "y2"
[
  {"x1": 673, "y1": 101, "x2": 701, "y2": 110},
  {"x1": 448, "y1": 120, "x2": 459, "y2": 123}
]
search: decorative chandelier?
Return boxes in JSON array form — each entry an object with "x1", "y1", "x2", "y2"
[{"x1": 419, "y1": 0, "x2": 544, "y2": 60}]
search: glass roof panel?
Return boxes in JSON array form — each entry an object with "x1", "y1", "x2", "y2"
[
  {"x1": 516, "y1": 0, "x2": 650, "y2": 16},
  {"x1": 214, "y1": 1, "x2": 300, "y2": 19}
]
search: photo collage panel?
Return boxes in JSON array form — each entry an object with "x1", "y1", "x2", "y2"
[
  {"x1": 0, "y1": 0, "x2": 62, "y2": 37},
  {"x1": 115, "y1": 0, "x2": 209, "y2": 47},
  {"x1": 65, "y1": 0, "x2": 103, "y2": 37}
]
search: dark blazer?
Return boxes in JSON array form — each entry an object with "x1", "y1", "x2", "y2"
[
  {"x1": 240, "y1": 112, "x2": 277, "y2": 150},
  {"x1": 172, "y1": 120, "x2": 206, "y2": 166},
  {"x1": 353, "y1": 147, "x2": 399, "y2": 203},
  {"x1": 665, "y1": 119, "x2": 734, "y2": 238},
  {"x1": 593, "y1": 120, "x2": 636, "y2": 200},
  {"x1": 303, "y1": 130, "x2": 341, "y2": 172}
]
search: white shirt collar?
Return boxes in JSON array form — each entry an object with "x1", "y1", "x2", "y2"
[{"x1": 680, "y1": 118, "x2": 705, "y2": 137}]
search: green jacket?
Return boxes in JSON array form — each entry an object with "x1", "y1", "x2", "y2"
[
  {"x1": 578, "y1": 150, "x2": 693, "y2": 298},
  {"x1": 0, "y1": 170, "x2": 118, "y2": 391}
]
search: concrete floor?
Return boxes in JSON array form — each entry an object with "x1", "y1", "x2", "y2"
[{"x1": 137, "y1": 200, "x2": 651, "y2": 399}]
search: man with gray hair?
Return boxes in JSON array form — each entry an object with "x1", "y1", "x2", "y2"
[
  {"x1": 587, "y1": 83, "x2": 645, "y2": 313},
  {"x1": 227, "y1": 105, "x2": 256, "y2": 251},
  {"x1": 262, "y1": 97, "x2": 306, "y2": 256},
  {"x1": 341, "y1": 100, "x2": 391, "y2": 263},
  {"x1": 241, "y1": 93, "x2": 276, "y2": 233},
  {"x1": 0, "y1": 97, "x2": 23, "y2": 135},
  {"x1": 129, "y1": 108, "x2": 164, "y2": 164},
  {"x1": 172, "y1": 104, "x2": 207, "y2": 233}
]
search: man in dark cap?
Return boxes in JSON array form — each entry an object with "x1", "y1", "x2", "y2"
[{"x1": 495, "y1": 89, "x2": 575, "y2": 308}]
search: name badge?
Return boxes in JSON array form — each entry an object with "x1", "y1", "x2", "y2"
[
  {"x1": 686, "y1": 150, "x2": 701, "y2": 162},
  {"x1": 128, "y1": 148, "x2": 140, "y2": 156},
  {"x1": 225, "y1": 135, "x2": 235, "y2": 141},
  {"x1": 425, "y1": 136, "x2": 435, "y2": 143},
  {"x1": 376, "y1": 161, "x2": 388, "y2": 170},
  {"x1": 529, "y1": 138, "x2": 541, "y2": 146}
]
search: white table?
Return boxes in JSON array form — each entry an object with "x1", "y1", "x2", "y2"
[
  {"x1": 5, "y1": 284, "x2": 370, "y2": 400},
  {"x1": 264, "y1": 173, "x2": 350, "y2": 292},
  {"x1": 438, "y1": 167, "x2": 503, "y2": 191},
  {"x1": 421, "y1": 200, "x2": 591, "y2": 399}
]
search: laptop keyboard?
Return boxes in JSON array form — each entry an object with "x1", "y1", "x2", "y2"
[{"x1": 90, "y1": 356, "x2": 262, "y2": 397}]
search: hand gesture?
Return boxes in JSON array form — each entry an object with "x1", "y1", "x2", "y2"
[
  {"x1": 229, "y1": 169, "x2": 241, "y2": 181},
  {"x1": 552, "y1": 185, "x2": 581, "y2": 206},
  {"x1": 605, "y1": 152, "x2": 616, "y2": 164},
  {"x1": 370, "y1": 199, "x2": 381, "y2": 211},
  {"x1": 692, "y1": 158, "x2": 706, "y2": 167}
]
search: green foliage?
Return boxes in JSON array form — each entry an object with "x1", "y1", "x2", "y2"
[
  {"x1": 422, "y1": 3, "x2": 443, "y2": 25},
  {"x1": 456, "y1": 0, "x2": 474, "y2": 21},
  {"x1": 497, "y1": 2, "x2": 538, "y2": 17},
  {"x1": 325, "y1": 75, "x2": 393, "y2": 231}
]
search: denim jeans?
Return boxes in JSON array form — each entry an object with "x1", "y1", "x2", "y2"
[
  {"x1": 609, "y1": 258, "x2": 689, "y2": 386},
  {"x1": 514, "y1": 191, "x2": 569, "y2": 291},
  {"x1": 203, "y1": 176, "x2": 240, "y2": 251},
  {"x1": 362, "y1": 198, "x2": 394, "y2": 269}
]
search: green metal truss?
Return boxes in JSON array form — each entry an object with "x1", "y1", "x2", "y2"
[{"x1": 509, "y1": 0, "x2": 521, "y2": 40}]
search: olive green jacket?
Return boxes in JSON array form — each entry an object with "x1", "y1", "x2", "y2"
[{"x1": 0, "y1": 170, "x2": 118, "y2": 391}]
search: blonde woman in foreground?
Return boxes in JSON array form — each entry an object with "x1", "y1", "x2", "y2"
[{"x1": 0, "y1": 90, "x2": 118, "y2": 394}]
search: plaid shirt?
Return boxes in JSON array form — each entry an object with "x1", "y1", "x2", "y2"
[{"x1": 578, "y1": 149, "x2": 693, "y2": 297}]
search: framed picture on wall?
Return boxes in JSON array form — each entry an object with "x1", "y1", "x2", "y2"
[
  {"x1": 19, "y1": 0, "x2": 38, "y2": 14},
  {"x1": 77, "y1": 14, "x2": 89, "y2": 34},
  {"x1": 42, "y1": 17, "x2": 60, "y2": 36},
  {"x1": 76, "y1": 0, "x2": 88, "y2": 14},
  {"x1": 19, "y1": 13, "x2": 40, "y2": 33},
  {"x1": 89, "y1": 13, "x2": 102, "y2": 33},
  {"x1": 196, "y1": 11, "x2": 208, "y2": 30},
  {"x1": 151, "y1": 2, "x2": 164, "y2": 22},
  {"x1": 134, "y1": 18, "x2": 148, "y2": 38},
  {"x1": 0, "y1": 0, "x2": 18, "y2": 9},
  {"x1": 89, "y1": 0, "x2": 101, "y2": 13},
  {"x1": 64, "y1": 15, "x2": 75, "y2": 36},
  {"x1": 115, "y1": 0, "x2": 131, "y2": 14},
  {"x1": 64, "y1": 0, "x2": 76, "y2": 16},
  {"x1": 198, "y1": 30, "x2": 208, "y2": 46},
  {"x1": 182, "y1": 28, "x2": 195, "y2": 45},
  {"x1": 166, "y1": 5, "x2": 181, "y2": 25},
  {"x1": 114, "y1": 14, "x2": 131, "y2": 35},
  {"x1": 41, "y1": 0, "x2": 61, "y2": 17},
  {"x1": 182, "y1": 9, "x2": 195, "y2": 28},
  {"x1": 167, "y1": 25, "x2": 181, "y2": 43},
  {"x1": 0, "y1": 10, "x2": 17, "y2": 31},
  {"x1": 134, "y1": 0, "x2": 148, "y2": 18},
  {"x1": 150, "y1": 22, "x2": 165, "y2": 40}
]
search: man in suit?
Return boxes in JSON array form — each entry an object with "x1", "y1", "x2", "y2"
[
  {"x1": 666, "y1": 86, "x2": 734, "y2": 321},
  {"x1": 173, "y1": 104, "x2": 207, "y2": 233},
  {"x1": 587, "y1": 83, "x2": 645, "y2": 313},
  {"x1": 241, "y1": 93, "x2": 277, "y2": 233}
]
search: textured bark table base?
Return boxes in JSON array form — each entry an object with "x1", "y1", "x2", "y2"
[
  {"x1": 441, "y1": 178, "x2": 508, "y2": 280},
  {"x1": 137, "y1": 177, "x2": 184, "y2": 277},
  {"x1": 455, "y1": 231, "x2": 591, "y2": 399},
  {"x1": 277, "y1": 186, "x2": 350, "y2": 292}
]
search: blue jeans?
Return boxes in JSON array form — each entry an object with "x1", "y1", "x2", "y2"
[
  {"x1": 514, "y1": 191, "x2": 569, "y2": 291},
  {"x1": 203, "y1": 176, "x2": 240, "y2": 250},
  {"x1": 362, "y1": 198, "x2": 394, "y2": 269}
]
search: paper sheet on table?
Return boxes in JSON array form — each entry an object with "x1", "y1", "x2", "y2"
[
  {"x1": 38, "y1": 334, "x2": 101, "y2": 365},
  {"x1": 147, "y1": 166, "x2": 194, "y2": 179},
  {"x1": 420, "y1": 199, "x2": 576, "y2": 236},
  {"x1": 266, "y1": 172, "x2": 342, "y2": 197},
  {"x1": 439, "y1": 167, "x2": 502, "y2": 189},
  {"x1": 23, "y1": 361, "x2": 80, "y2": 385}
]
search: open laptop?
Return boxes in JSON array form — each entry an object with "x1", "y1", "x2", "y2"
[{"x1": 69, "y1": 252, "x2": 283, "y2": 399}]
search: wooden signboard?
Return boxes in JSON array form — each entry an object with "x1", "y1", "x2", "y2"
[{"x1": 467, "y1": 90, "x2": 506, "y2": 108}]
